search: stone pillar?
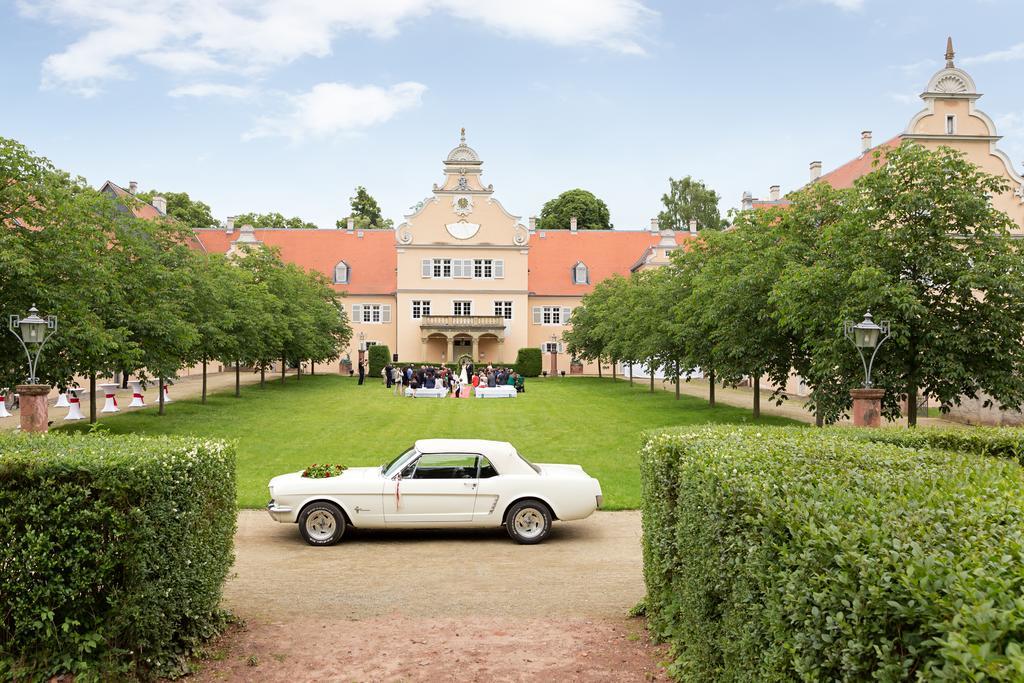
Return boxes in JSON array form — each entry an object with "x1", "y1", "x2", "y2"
[
  {"x1": 470, "y1": 336, "x2": 478, "y2": 362},
  {"x1": 850, "y1": 388, "x2": 885, "y2": 427},
  {"x1": 446, "y1": 336, "x2": 455, "y2": 365},
  {"x1": 17, "y1": 384, "x2": 50, "y2": 433},
  {"x1": 550, "y1": 350, "x2": 558, "y2": 376}
]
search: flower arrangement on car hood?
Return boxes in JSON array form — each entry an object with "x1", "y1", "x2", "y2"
[{"x1": 301, "y1": 463, "x2": 348, "y2": 478}]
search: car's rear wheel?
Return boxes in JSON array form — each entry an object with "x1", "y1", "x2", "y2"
[
  {"x1": 298, "y1": 501, "x2": 346, "y2": 546},
  {"x1": 505, "y1": 500, "x2": 552, "y2": 544}
]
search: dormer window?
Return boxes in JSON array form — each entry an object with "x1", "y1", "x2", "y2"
[
  {"x1": 334, "y1": 260, "x2": 350, "y2": 284},
  {"x1": 573, "y1": 262, "x2": 589, "y2": 285}
]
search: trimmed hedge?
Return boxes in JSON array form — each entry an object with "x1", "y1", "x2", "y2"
[
  {"x1": 0, "y1": 433, "x2": 236, "y2": 680},
  {"x1": 641, "y1": 426, "x2": 1024, "y2": 681},
  {"x1": 367, "y1": 344, "x2": 391, "y2": 378},
  {"x1": 854, "y1": 426, "x2": 1024, "y2": 466},
  {"x1": 515, "y1": 347, "x2": 542, "y2": 377}
]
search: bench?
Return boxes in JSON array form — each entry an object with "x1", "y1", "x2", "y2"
[{"x1": 475, "y1": 386, "x2": 517, "y2": 399}]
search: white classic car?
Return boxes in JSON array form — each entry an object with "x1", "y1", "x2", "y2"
[{"x1": 267, "y1": 439, "x2": 603, "y2": 546}]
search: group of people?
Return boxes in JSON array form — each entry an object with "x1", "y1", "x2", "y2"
[{"x1": 378, "y1": 361, "x2": 525, "y2": 397}]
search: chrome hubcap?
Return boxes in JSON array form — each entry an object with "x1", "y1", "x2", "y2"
[
  {"x1": 305, "y1": 510, "x2": 337, "y2": 541},
  {"x1": 513, "y1": 508, "x2": 545, "y2": 539}
]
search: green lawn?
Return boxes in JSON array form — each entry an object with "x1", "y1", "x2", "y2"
[{"x1": 60, "y1": 375, "x2": 797, "y2": 509}]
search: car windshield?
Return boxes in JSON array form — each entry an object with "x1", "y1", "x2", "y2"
[{"x1": 382, "y1": 446, "x2": 417, "y2": 478}]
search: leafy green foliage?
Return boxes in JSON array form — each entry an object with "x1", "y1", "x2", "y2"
[
  {"x1": 641, "y1": 426, "x2": 1024, "y2": 680},
  {"x1": 853, "y1": 426, "x2": 1024, "y2": 465},
  {"x1": 538, "y1": 188, "x2": 611, "y2": 230},
  {"x1": 336, "y1": 185, "x2": 393, "y2": 229},
  {"x1": 233, "y1": 211, "x2": 318, "y2": 230},
  {"x1": 514, "y1": 348, "x2": 542, "y2": 377},
  {"x1": 367, "y1": 344, "x2": 391, "y2": 377},
  {"x1": 0, "y1": 433, "x2": 236, "y2": 680},
  {"x1": 136, "y1": 189, "x2": 216, "y2": 228},
  {"x1": 657, "y1": 176, "x2": 727, "y2": 231}
]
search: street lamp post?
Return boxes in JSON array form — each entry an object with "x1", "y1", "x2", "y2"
[
  {"x1": 843, "y1": 311, "x2": 891, "y2": 427},
  {"x1": 549, "y1": 334, "x2": 559, "y2": 377},
  {"x1": 7, "y1": 305, "x2": 57, "y2": 433}
]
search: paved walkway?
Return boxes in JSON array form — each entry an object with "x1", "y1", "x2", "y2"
[
  {"x1": 192, "y1": 511, "x2": 667, "y2": 681},
  {"x1": 0, "y1": 369, "x2": 287, "y2": 431},
  {"x1": 621, "y1": 376, "x2": 958, "y2": 428}
]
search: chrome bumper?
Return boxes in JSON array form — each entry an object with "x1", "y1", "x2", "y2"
[{"x1": 266, "y1": 500, "x2": 294, "y2": 522}]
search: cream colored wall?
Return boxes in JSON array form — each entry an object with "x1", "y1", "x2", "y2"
[
  {"x1": 343, "y1": 294, "x2": 398, "y2": 364},
  {"x1": 526, "y1": 296, "x2": 592, "y2": 374},
  {"x1": 906, "y1": 97, "x2": 1024, "y2": 232},
  {"x1": 394, "y1": 291, "x2": 528, "y2": 363}
]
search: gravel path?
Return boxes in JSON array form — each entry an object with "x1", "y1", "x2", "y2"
[{"x1": 192, "y1": 511, "x2": 667, "y2": 681}]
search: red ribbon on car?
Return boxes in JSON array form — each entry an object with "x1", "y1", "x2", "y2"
[{"x1": 395, "y1": 472, "x2": 401, "y2": 509}]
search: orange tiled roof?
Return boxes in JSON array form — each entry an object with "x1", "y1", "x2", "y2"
[
  {"x1": 817, "y1": 135, "x2": 902, "y2": 189},
  {"x1": 527, "y1": 230, "x2": 694, "y2": 296},
  {"x1": 192, "y1": 228, "x2": 397, "y2": 294}
]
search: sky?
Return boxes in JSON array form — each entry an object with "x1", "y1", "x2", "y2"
[{"x1": 2, "y1": 0, "x2": 1023, "y2": 230}]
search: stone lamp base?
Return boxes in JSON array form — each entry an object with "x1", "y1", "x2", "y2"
[
  {"x1": 16, "y1": 384, "x2": 51, "y2": 433},
  {"x1": 850, "y1": 388, "x2": 885, "y2": 427}
]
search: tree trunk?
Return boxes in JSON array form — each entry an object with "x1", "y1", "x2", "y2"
[
  {"x1": 709, "y1": 368, "x2": 716, "y2": 407},
  {"x1": 235, "y1": 361, "x2": 241, "y2": 398},
  {"x1": 753, "y1": 374, "x2": 761, "y2": 419},
  {"x1": 675, "y1": 361, "x2": 680, "y2": 400},
  {"x1": 296, "y1": 362, "x2": 301, "y2": 381},
  {"x1": 650, "y1": 362, "x2": 655, "y2": 393},
  {"x1": 121, "y1": 371, "x2": 129, "y2": 389},
  {"x1": 158, "y1": 378, "x2": 165, "y2": 416},
  {"x1": 201, "y1": 359, "x2": 208, "y2": 404},
  {"x1": 310, "y1": 361, "x2": 315, "y2": 376},
  {"x1": 89, "y1": 373, "x2": 97, "y2": 424},
  {"x1": 612, "y1": 359, "x2": 617, "y2": 380},
  {"x1": 629, "y1": 363, "x2": 633, "y2": 385},
  {"x1": 907, "y1": 331, "x2": 919, "y2": 428},
  {"x1": 597, "y1": 357, "x2": 602, "y2": 379},
  {"x1": 260, "y1": 364, "x2": 265, "y2": 388},
  {"x1": 281, "y1": 354, "x2": 286, "y2": 382}
]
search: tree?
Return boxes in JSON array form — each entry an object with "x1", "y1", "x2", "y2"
[
  {"x1": 657, "y1": 176, "x2": 727, "y2": 231},
  {"x1": 538, "y1": 189, "x2": 611, "y2": 230},
  {"x1": 137, "y1": 189, "x2": 216, "y2": 228},
  {"x1": 775, "y1": 143, "x2": 1024, "y2": 426},
  {"x1": 234, "y1": 211, "x2": 318, "y2": 230},
  {"x1": 336, "y1": 186, "x2": 393, "y2": 229}
]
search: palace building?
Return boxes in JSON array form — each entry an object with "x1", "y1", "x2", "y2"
[
  {"x1": 744, "y1": 38, "x2": 1024, "y2": 232},
  {"x1": 190, "y1": 130, "x2": 695, "y2": 373}
]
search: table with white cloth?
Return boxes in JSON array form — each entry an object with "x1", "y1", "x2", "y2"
[
  {"x1": 405, "y1": 387, "x2": 448, "y2": 398},
  {"x1": 475, "y1": 386, "x2": 517, "y2": 398}
]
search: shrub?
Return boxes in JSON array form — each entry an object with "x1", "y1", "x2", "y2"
[
  {"x1": 0, "y1": 433, "x2": 236, "y2": 680},
  {"x1": 853, "y1": 426, "x2": 1024, "y2": 465},
  {"x1": 641, "y1": 426, "x2": 1024, "y2": 681},
  {"x1": 515, "y1": 348, "x2": 542, "y2": 377},
  {"x1": 367, "y1": 344, "x2": 391, "y2": 377}
]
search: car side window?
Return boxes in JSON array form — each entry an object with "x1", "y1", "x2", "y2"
[
  {"x1": 478, "y1": 457, "x2": 498, "y2": 479},
  {"x1": 409, "y1": 454, "x2": 478, "y2": 479}
]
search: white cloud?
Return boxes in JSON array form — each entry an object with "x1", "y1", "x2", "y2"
[
  {"x1": 20, "y1": 0, "x2": 657, "y2": 93},
  {"x1": 168, "y1": 82, "x2": 254, "y2": 98},
  {"x1": 244, "y1": 81, "x2": 427, "y2": 141},
  {"x1": 963, "y1": 43, "x2": 1024, "y2": 66},
  {"x1": 813, "y1": 0, "x2": 865, "y2": 10}
]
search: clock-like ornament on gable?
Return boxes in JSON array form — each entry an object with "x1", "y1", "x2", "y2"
[{"x1": 452, "y1": 194, "x2": 473, "y2": 216}]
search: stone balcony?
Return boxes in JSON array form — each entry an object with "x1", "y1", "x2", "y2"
[{"x1": 419, "y1": 315, "x2": 505, "y2": 330}]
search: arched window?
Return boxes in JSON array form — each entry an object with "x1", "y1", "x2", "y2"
[
  {"x1": 572, "y1": 262, "x2": 589, "y2": 285},
  {"x1": 334, "y1": 260, "x2": 350, "y2": 284}
]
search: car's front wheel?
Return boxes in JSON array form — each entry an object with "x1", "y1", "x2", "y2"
[
  {"x1": 298, "y1": 501, "x2": 346, "y2": 546},
  {"x1": 505, "y1": 500, "x2": 552, "y2": 544}
]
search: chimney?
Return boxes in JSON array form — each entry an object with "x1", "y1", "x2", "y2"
[
  {"x1": 769, "y1": 185, "x2": 780, "y2": 201},
  {"x1": 810, "y1": 160, "x2": 822, "y2": 182},
  {"x1": 861, "y1": 130, "x2": 872, "y2": 153},
  {"x1": 741, "y1": 191, "x2": 753, "y2": 211},
  {"x1": 128, "y1": 180, "x2": 138, "y2": 195},
  {"x1": 346, "y1": 217, "x2": 355, "y2": 233},
  {"x1": 570, "y1": 216, "x2": 578, "y2": 232},
  {"x1": 151, "y1": 195, "x2": 167, "y2": 216},
  {"x1": 649, "y1": 217, "x2": 659, "y2": 232},
  {"x1": 528, "y1": 216, "x2": 537, "y2": 231},
  {"x1": 688, "y1": 219, "x2": 698, "y2": 235}
]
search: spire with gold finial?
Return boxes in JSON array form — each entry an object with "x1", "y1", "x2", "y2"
[{"x1": 945, "y1": 36, "x2": 955, "y2": 68}]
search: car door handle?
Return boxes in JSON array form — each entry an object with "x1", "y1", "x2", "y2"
[{"x1": 463, "y1": 482, "x2": 477, "y2": 488}]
